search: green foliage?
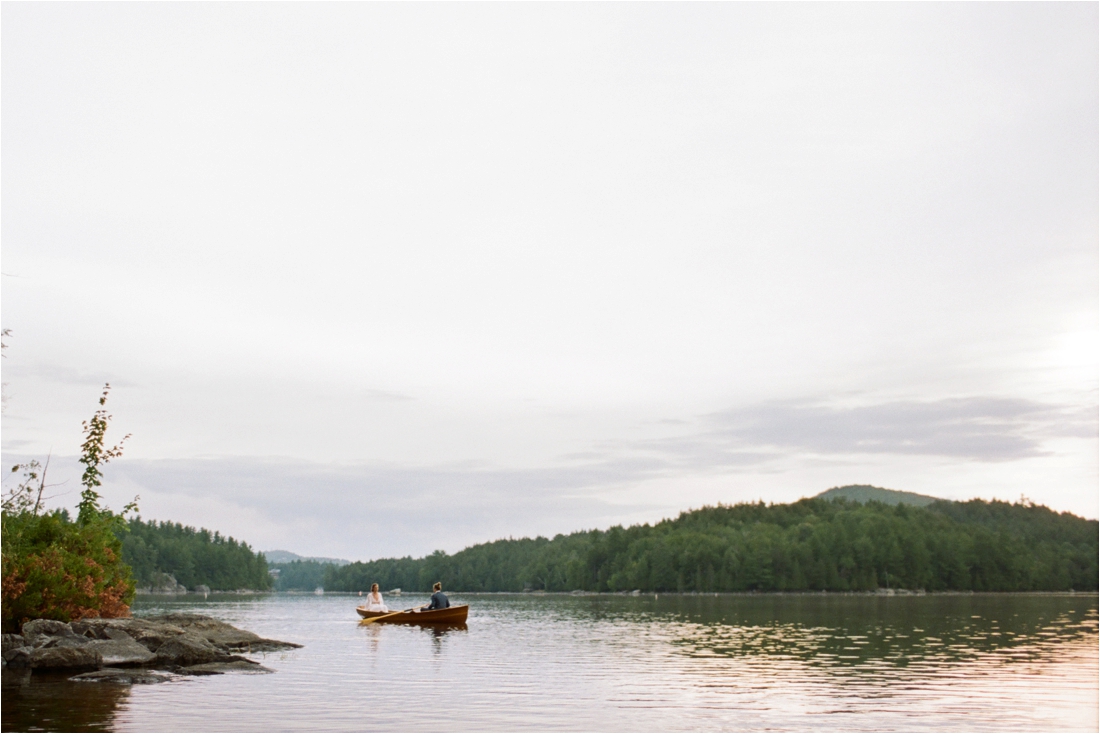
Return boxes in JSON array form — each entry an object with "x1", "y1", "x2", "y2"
[
  {"x1": 2, "y1": 386, "x2": 136, "y2": 633},
  {"x1": 120, "y1": 518, "x2": 272, "y2": 591},
  {"x1": 77, "y1": 385, "x2": 132, "y2": 525},
  {"x1": 322, "y1": 555, "x2": 423, "y2": 593},
  {"x1": 1, "y1": 510, "x2": 133, "y2": 632},
  {"x1": 323, "y1": 498, "x2": 1098, "y2": 594}
]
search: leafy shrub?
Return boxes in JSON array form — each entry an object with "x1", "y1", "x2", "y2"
[{"x1": 1, "y1": 386, "x2": 136, "y2": 633}]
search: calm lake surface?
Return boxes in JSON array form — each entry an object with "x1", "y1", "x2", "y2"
[{"x1": 3, "y1": 592, "x2": 1097, "y2": 732}]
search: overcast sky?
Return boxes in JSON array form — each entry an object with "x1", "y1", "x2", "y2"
[{"x1": 2, "y1": 3, "x2": 1096, "y2": 561}]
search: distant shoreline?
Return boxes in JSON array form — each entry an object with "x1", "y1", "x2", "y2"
[{"x1": 135, "y1": 589, "x2": 1097, "y2": 598}]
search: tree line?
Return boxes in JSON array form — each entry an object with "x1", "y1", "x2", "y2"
[
  {"x1": 120, "y1": 517, "x2": 272, "y2": 592},
  {"x1": 323, "y1": 498, "x2": 1098, "y2": 594}
]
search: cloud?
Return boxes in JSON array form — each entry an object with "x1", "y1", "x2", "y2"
[
  {"x1": 572, "y1": 396, "x2": 1096, "y2": 475},
  {"x1": 4, "y1": 362, "x2": 138, "y2": 389},
  {"x1": 700, "y1": 396, "x2": 1096, "y2": 462},
  {"x1": 4, "y1": 393, "x2": 1091, "y2": 560}
]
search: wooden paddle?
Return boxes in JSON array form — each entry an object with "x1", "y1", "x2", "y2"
[{"x1": 360, "y1": 605, "x2": 422, "y2": 625}]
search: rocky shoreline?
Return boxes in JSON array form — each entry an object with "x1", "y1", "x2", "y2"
[{"x1": 1, "y1": 613, "x2": 301, "y2": 685}]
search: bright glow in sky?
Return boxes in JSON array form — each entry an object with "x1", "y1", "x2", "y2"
[{"x1": 2, "y1": 3, "x2": 1096, "y2": 560}]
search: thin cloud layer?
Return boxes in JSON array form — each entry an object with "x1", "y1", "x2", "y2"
[
  {"x1": 5, "y1": 393, "x2": 1090, "y2": 560},
  {"x1": 701, "y1": 397, "x2": 1096, "y2": 462}
]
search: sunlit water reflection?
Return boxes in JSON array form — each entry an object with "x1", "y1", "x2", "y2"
[{"x1": 3, "y1": 593, "x2": 1096, "y2": 731}]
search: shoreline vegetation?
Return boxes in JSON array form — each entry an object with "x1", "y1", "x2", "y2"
[
  {"x1": 1, "y1": 385, "x2": 274, "y2": 633},
  {"x1": 2, "y1": 386, "x2": 138, "y2": 633},
  {"x1": 121, "y1": 517, "x2": 272, "y2": 594},
  {"x1": 144, "y1": 588, "x2": 1096, "y2": 597},
  {"x1": 324, "y1": 488, "x2": 1098, "y2": 595}
]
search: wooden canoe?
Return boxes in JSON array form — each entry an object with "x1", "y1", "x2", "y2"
[{"x1": 356, "y1": 604, "x2": 469, "y2": 625}]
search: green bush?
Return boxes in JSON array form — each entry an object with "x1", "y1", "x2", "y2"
[{"x1": 1, "y1": 386, "x2": 136, "y2": 633}]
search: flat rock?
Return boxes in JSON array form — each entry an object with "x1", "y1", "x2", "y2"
[
  {"x1": 71, "y1": 614, "x2": 300, "y2": 654},
  {"x1": 28, "y1": 646, "x2": 101, "y2": 670},
  {"x1": 143, "y1": 613, "x2": 301, "y2": 652},
  {"x1": 71, "y1": 617, "x2": 188, "y2": 652},
  {"x1": 87, "y1": 636, "x2": 158, "y2": 666},
  {"x1": 154, "y1": 633, "x2": 228, "y2": 666},
  {"x1": 16, "y1": 614, "x2": 300, "y2": 672},
  {"x1": 182, "y1": 660, "x2": 274, "y2": 675},
  {"x1": 15, "y1": 633, "x2": 150, "y2": 666},
  {"x1": 70, "y1": 668, "x2": 171, "y2": 685}
]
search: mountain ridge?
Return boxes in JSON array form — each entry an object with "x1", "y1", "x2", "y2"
[{"x1": 261, "y1": 550, "x2": 351, "y2": 566}]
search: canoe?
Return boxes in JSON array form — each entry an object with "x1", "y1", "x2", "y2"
[{"x1": 356, "y1": 604, "x2": 469, "y2": 625}]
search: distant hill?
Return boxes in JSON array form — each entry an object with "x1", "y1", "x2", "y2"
[
  {"x1": 815, "y1": 485, "x2": 940, "y2": 507},
  {"x1": 262, "y1": 550, "x2": 351, "y2": 566}
]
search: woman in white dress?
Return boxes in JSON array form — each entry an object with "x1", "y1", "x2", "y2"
[{"x1": 363, "y1": 583, "x2": 389, "y2": 613}]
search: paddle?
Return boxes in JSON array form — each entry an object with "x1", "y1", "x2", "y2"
[{"x1": 360, "y1": 605, "x2": 422, "y2": 625}]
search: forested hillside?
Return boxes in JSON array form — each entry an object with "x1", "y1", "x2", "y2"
[
  {"x1": 324, "y1": 498, "x2": 1098, "y2": 594},
  {"x1": 120, "y1": 518, "x2": 272, "y2": 591}
]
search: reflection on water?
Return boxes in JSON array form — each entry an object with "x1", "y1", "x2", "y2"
[
  {"x1": 2, "y1": 669, "x2": 131, "y2": 732},
  {"x1": 652, "y1": 594, "x2": 1098, "y2": 666},
  {"x1": 2, "y1": 593, "x2": 1096, "y2": 732}
]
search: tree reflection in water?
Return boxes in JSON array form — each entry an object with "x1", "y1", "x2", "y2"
[
  {"x1": 2, "y1": 669, "x2": 131, "y2": 733},
  {"x1": 652, "y1": 594, "x2": 1099, "y2": 671}
]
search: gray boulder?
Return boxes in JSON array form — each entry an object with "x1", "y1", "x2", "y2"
[
  {"x1": 87, "y1": 636, "x2": 158, "y2": 666},
  {"x1": 22, "y1": 619, "x2": 80, "y2": 647},
  {"x1": 137, "y1": 572, "x2": 188, "y2": 594},
  {"x1": 3, "y1": 647, "x2": 32, "y2": 669},
  {"x1": 70, "y1": 668, "x2": 171, "y2": 685},
  {"x1": 72, "y1": 617, "x2": 188, "y2": 652},
  {"x1": 13, "y1": 628, "x2": 150, "y2": 665},
  {"x1": 29, "y1": 646, "x2": 101, "y2": 670},
  {"x1": 154, "y1": 633, "x2": 227, "y2": 666},
  {"x1": 14, "y1": 614, "x2": 300, "y2": 674},
  {"x1": 2, "y1": 634, "x2": 25, "y2": 655}
]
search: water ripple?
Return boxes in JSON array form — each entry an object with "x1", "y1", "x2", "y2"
[{"x1": 3, "y1": 593, "x2": 1095, "y2": 732}]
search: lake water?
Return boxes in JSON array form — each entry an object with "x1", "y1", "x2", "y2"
[{"x1": 3, "y1": 592, "x2": 1097, "y2": 732}]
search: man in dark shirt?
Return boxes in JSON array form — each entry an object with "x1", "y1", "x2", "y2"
[{"x1": 420, "y1": 581, "x2": 449, "y2": 611}]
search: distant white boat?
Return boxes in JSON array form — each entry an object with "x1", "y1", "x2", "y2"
[
  {"x1": 314, "y1": 587, "x2": 324, "y2": 595},
  {"x1": 387, "y1": 588, "x2": 401, "y2": 595}
]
